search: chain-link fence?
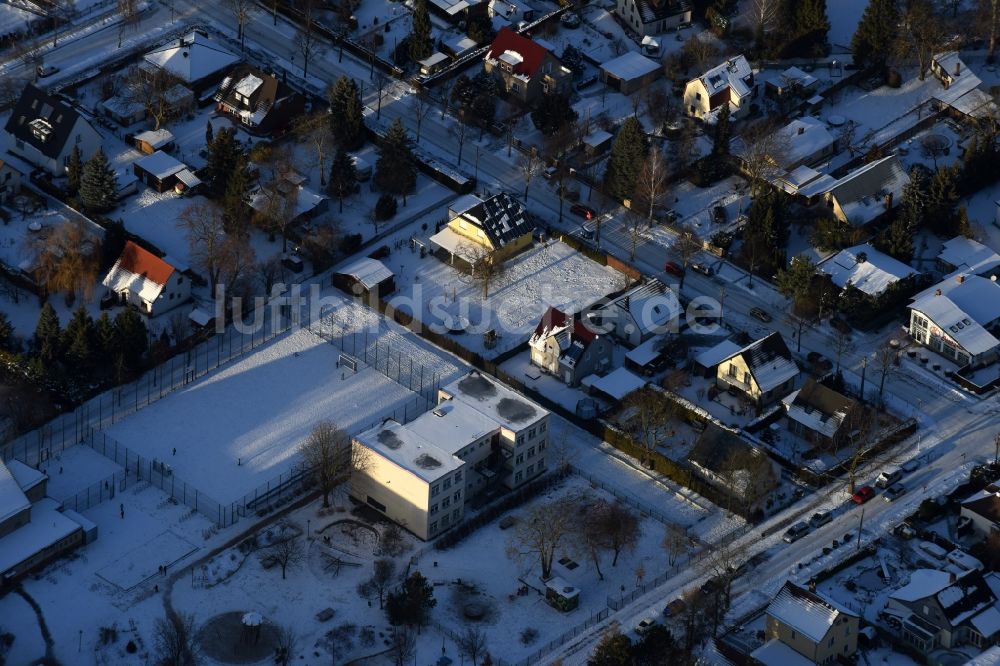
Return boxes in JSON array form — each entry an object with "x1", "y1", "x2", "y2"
[{"x1": 60, "y1": 469, "x2": 126, "y2": 513}]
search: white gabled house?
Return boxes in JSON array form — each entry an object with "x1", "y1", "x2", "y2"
[
  {"x1": 102, "y1": 241, "x2": 190, "y2": 316},
  {"x1": 4, "y1": 85, "x2": 103, "y2": 176},
  {"x1": 753, "y1": 581, "x2": 859, "y2": 665},
  {"x1": 529, "y1": 307, "x2": 612, "y2": 387},
  {"x1": 716, "y1": 332, "x2": 798, "y2": 407},
  {"x1": 615, "y1": 0, "x2": 690, "y2": 38},
  {"x1": 908, "y1": 274, "x2": 1000, "y2": 367},
  {"x1": 683, "y1": 55, "x2": 756, "y2": 121},
  {"x1": 819, "y1": 244, "x2": 917, "y2": 298},
  {"x1": 587, "y1": 279, "x2": 679, "y2": 347}
]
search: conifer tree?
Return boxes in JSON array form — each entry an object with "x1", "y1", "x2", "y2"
[
  {"x1": 34, "y1": 303, "x2": 62, "y2": 366},
  {"x1": 328, "y1": 147, "x2": 358, "y2": 213},
  {"x1": 927, "y1": 166, "x2": 960, "y2": 235},
  {"x1": 79, "y1": 148, "x2": 118, "y2": 212},
  {"x1": 95, "y1": 311, "x2": 118, "y2": 359},
  {"x1": 114, "y1": 308, "x2": 148, "y2": 370},
  {"x1": 328, "y1": 76, "x2": 366, "y2": 151},
  {"x1": 222, "y1": 157, "x2": 252, "y2": 234},
  {"x1": 880, "y1": 218, "x2": 914, "y2": 262},
  {"x1": 408, "y1": 0, "x2": 433, "y2": 62},
  {"x1": 0, "y1": 312, "x2": 13, "y2": 351},
  {"x1": 588, "y1": 630, "x2": 632, "y2": 666},
  {"x1": 205, "y1": 119, "x2": 214, "y2": 145},
  {"x1": 63, "y1": 306, "x2": 95, "y2": 378},
  {"x1": 712, "y1": 103, "x2": 731, "y2": 156},
  {"x1": 604, "y1": 117, "x2": 647, "y2": 201},
  {"x1": 851, "y1": 0, "x2": 900, "y2": 71},
  {"x1": 205, "y1": 127, "x2": 244, "y2": 197},
  {"x1": 66, "y1": 145, "x2": 83, "y2": 195},
  {"x1": 374, "y1": 118, "x2": 417, "y2": 204}
]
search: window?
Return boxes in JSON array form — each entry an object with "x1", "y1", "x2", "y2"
[
  {"x1": 442, "y1": 497, "x2": 451, "y2": 509},
  {"x1": 537, "y1": 457, "x2": 545, "y2": 469},
  {"x1": 511, "y1": 82, "x2": 520, "y2": 93},
  {"x1": 430, "y1": 503, "x2": 438, "y2": 514},
  {"x1": 452, "y1": 508, "x2": 460, "y2": 520},
  {"x1": 529, "y1": 428, "x2": 536, "y2": 439},
  {"x1": 517, "y1": 435, "x2": 524, "y2": 446},
  {"x1": 527, "y1": 464, "x2": 534, "y2": 476},
  {"x1": 696, "y1": 92, "x2": 702, "y2": 101},
  {"x1": 454, "y1": 471, "x2": 462, "y2": 482},
  {"x1": 829, "y1": 636, "x2": 835, "y2": 647},
  {"x1": 539, "y1": 440, "x2": 546, "y2": 452},
  {"x1": 540, "y1": 422, "x2": 546, "y2": 433},
  {"x1": 442, "y1": 514, "x2": 450, "y2": 526},
  {"x1": 728, "y1": 364, "x2": 737, "y2": 378},
  {"x1": 430, "y1": 521, "x2": 438, "y2": 532},
  {"x1": 515, "y1": 471, "x2": 523, "y2": 483},
  {"x1": 443, "y1": 478, "x2": 451, "y2": 490},
  {"x1": 431, "y1": 484, "x2": 440, "y2": 497},
  {"x1": 177, "y1": 277, "x2": 183, "y2": 284},
  {"x1": 743, "y1": 371, "x2": 751, "y2": 385},
  {"x1": 516, "y1": 454, "x2": 524, "y2": 465},
  {"x1": 453, "y1": 491, "x2": 461, "y2": 502}
]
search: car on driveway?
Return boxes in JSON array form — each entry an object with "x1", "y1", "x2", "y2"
[
  {"x1": 559, "y1": 12, "x2": 580, "y2": 27},
  {"x1": 852, "y1": 485, "x2": 876, "y2": 504},
  {"x1": 749, "y1": 307, "x2": 772, "y2": 323},
  {"x1": 664, "y1": 261, "x2": 684, "y2": 277},
  {"x1": 663, "y1": 598, "x2": 687, "y2": 617},
  {"x1": 783, "y1": 522, "x2": 810, "y2": 543},
  {"x1": 883, "y1": 483, "x2": 907, "y2": 502},
  {"x1": 809, "y1": 511, "x2": 832, "y2": 528},
  {"x1": 635, "y1": 618, "x2": 658, "y2": 635},
  {"x1": 569, "y1": 204, "x2": 595, "y2": 220}
]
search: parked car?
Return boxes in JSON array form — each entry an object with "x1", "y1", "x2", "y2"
[
  {"x1": 749, "y1": 307, "x2": 772, "y2": 323},
  {"x1": 783, "y1": 522, "x2": 810, "y2": 543},
  {"x1": 894, "y1": 523, "x2": 917, "y2": 539},
  {"x1": 569, "y1": 204, "x2": 595, "y2": 220},
  {"x1": 36, "y1": 64, "x2": 59, "y2": 78},
  {"x1": 957, "y1": 515, "x2": 974, "y2": 533},
  {"x1": 852, "y1": 485, "x2": 876, "y2": 504},
  {"x1": 882, "y1": 483, "x2": 907, "y2": 502},
  {"x1": 635, "y1": 618, "x2": 657, "y2": 635},
  {"x1": 543, "y1": 166, "x2": 558, "y2": 180},
  {"x1": 557, "y1": 185, "x2": 581, "y2": 201},
  {"x1": 559, "y1": 12, "x2": 580, "y2": 27},
  {"x1": 691, "y1": 262, "x2": 714, "y2": 276},
  {"x1": 663, "y1": 598, "x2": 687, "y2": 617},
  {"x1": 580, "y1": 227, "x2": 595, "y2": 240},
  {"x1": 712, "y1": 205, "x2": 727, "y2": 224},
  {"x1": 700, "y1": 577, "x2": 720, "y2": 595},
  {"x1": 662, "y1": 209, "x2": 679, "y2": 224},
  {"x1": 664, "y1": 261, "x2": 684, "y2": 277},
  {"x1": 809, "y1": 511, "x2": 833, "y2": 529},
  {"x1": 901, "y1": 458, "x2": 921, "y2": 473},
  {"x1": 876, "y1": 469, "x2": 903, "y2": 489},
  {"x1": 830, "y1": 317, "x2": 852, "y2": 334}
]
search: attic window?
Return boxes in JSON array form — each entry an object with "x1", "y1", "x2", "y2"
[{"x1": 28, "y1": 118, "x2": 53, "y2": 142}]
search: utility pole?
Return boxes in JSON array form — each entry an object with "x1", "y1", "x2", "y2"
[
  {"x1": 856, "y1": 507, "x2": 865, "y2": 551},
  {"x1": 859, "y1": 357, "x2": 868, "y2": 402},
  {"x1": 994, "y1": 432, "x2": 1000, "y2": 466}
]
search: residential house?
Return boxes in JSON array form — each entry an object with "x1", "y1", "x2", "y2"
[
  {"x1": 775, "y1": 165, "x2": 837, "y2": 199},
  {"x1": 0, "y1": 457, "x2": 91, "y2": 589},
  {"x1": 0, "y1": 160, "x2": 22, "y2": 205},
  {"x1": 429, "y1": 191, "x2": 533, "y2": 266},
  {"x1": 142, "y1": 30, "x2": 240, "y2": 94},
  {"x1": 483, "y1": 27, "x2": 572, "y2": 104},
  {"x1": 823, "y1": 155, "x2": 910, "y2": 227},
  {"x1": 332, "y1": 257, "x2": 396, "y2": 300},
  {"x1": 351, "y1": 371, "x2": 549, "y2": 539},
  {"x1": 683, "y1": 55, "x2": 756, "y2": 121},
  {"x1": 248, "y1": 172, "x2": 328, "y2": 223},
  {"x1": 615, "y1": 0, "x2": 690, "y2": 38},
  {"x1": 102, "y1": 241, "x2": 190, "y2": 316},
  {"x1": 716, "y1": 332, "x2": 799, "y2": 407},
  {"x1": 908, "y1": 274, "x2": 1000, "y2": 367},
  {"x1": 623, "y1": 334, "x2": 672, "y2": 375},
  {"x1": 214, "y1": 66, "x2": 304, "y2": 135},
  {"x1": 781, "y1": 378, "x2": 863, "y2": 451},
  {"x1": 887, "y1": 569, "x2": 1000, "y2": 652},
  {"x1": 961, "y1": 487, "x2": 1000, "y2": 542},
  {"x1": 752, "y1": 581, "x2": 859, "y2": 665},
  {"x1": 132, "y1": 151, "x2": 202, "y2": 194},
  {"x1": 932, "y1": 52, "x2": 974, "y2": 91},
  {"x1": 581, "y1": 367, "x2": 647, "y2": 403},
  {"x1": 587, "y1": 279, "x2": 680, "y2": 348},
  {"x1": 688, "y1": 423, "x2": 778, "y2": 508},
  {"x1": 937, "y1": 237, "x2": 1000, "y2": 275},
  {"x1": 764, "y1": 66, "x2": 819, "y2": 99},
  {"x1": 600, "y1": 51, "x2": 661, "y2": 95},
  {"x1": 133, "y1": 129, "x2": 176, "y2": 155},
  {"x1": 777, "y1": 117, "x2": 837, "y2": 171},
  {"x1": 4, "y1": 85, "x2": 103, "y2": 176},
  {"x1": 819, "y1": 244, "x2": 917, "y2": 298},
  {"x1": 529, "y1": 307, "x2": 612, "y2": 386}
]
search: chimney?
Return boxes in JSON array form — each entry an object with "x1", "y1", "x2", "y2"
[
  {"x1": 949, "y1": 572, "x2": 957, "y2": 584},
  {"x1": 935, "y1": 289, "x2": 942, "y2": 296},
  {"x1": 955, "y1": 61, "x2": 961, "y2": 76},
  {"x1": 885, "y1": 192, "x2": 893, "y2": 210},
  {"x1": 798, "y1": 125, "x2": 805, "y2": 135},
  {"x1": 809, "y1": 579, "x2": 817, "y2": 593},
  {"x1": 957, "y1": 275, "x2": 965, "y2": 284}
]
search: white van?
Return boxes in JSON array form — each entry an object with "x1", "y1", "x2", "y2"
[
  {"x1": 916, "y1": 540, "x2": 948, "y2": 563},
  {"x1": 946, "y1": 549, "x2": 984, "y2": 572},
  {"x1": 876, "y1": 468, "x2": 903, "y2": 489}
]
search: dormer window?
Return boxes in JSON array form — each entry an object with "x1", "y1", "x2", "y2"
[{"x1": 29, "y1": 118, "x2": 53, "y2": 142}]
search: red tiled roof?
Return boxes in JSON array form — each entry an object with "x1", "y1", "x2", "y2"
[
  {"x1": 487, "y1": 27, "x2": 548, "y2": 78},
  {"x1": 117, "y1": 241, "x2": 174, "y2": 286},
  {"x1": 532, "y1": 306, "x2": 596, "y2": 343}
]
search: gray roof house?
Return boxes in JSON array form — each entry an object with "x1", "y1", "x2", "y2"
[{"x1": 4, "y1": 85, "x2": 103, "y2": 176}]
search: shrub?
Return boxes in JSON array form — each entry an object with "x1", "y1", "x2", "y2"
[
  {"x1": 885, "y1": 69, "x2": 902, "y2": 88},
  {"x1": 125, "y1": 640, "x2": 137, "y2": 654},
  {"x1": 339, "y1": 233, "x2": 363, "y2": 255},
  {"x1": 520, "y1": 628, "x2": 539, "y2": 645},
  {"x1": 375, "y1": 194, "x2": 397, "y2": 221}
]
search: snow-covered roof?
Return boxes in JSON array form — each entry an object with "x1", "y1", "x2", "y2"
[
  {"x1": 102, "y1": 241, "x2": 176, "y2": 305},
  {"x1": 440, "y1": 371, "x2": 547, "y2": 431},
  {"x1": 625, "y1": 334, "x2": 667, "y2": 367},
  {"x1": 782, "y1": 379, "x2": 857, "y2": 440},
  {"x1": 820, "y1": 244, "x2": 916, "y2": 296},
  {"x1": 779, "y1": 117, "x2": 836, "y2": 169},
  {"x1": 581, "y1": 367, "x2": 646, "y2": 401},
  {"x1": 336, "y1": 257, "x2": 394, "y2": 290},
  {"x1": 596, "y1": 279, "x2": 679, "y2": 336},
  {"x1": 693, "y1": 339, "x2": 742, "y2": 369},
  {"x1": 429, "y1": 226, "x2": 483, "y2": 264},
  {"x1": 694, "y1": 55, "x2": 753, "y2": 101},
  {"x1": 750, "y1": 639, "x2": 816, "y2": 666},
  {"x1": 456, "y1": 192, "x2": 532, "y2": 248},
  {"x1": 175, "y1": 169, "x2": 202, "y2": 189},
  {"x1": 234, "y1": 73, "x2": 264, "y2": 98},
  {"x1": 406, "y1": 400, "x2": 500, "y2": 455},
  {"x1": 910, "y1": 276, "x2": 1000, "y2": 356},
  {"x1": 419, "y1": 52, "x2": 449, "y2": 69},
  {"x1": 0, "y1": 498, "x2": 81, "y2": 576},
  {"x1": 133, "y1": 150, "x2": 186, "y2": 181},
  {"x1": 891, "y1": 569, "x2": 955, "y2": 602},
  {"x1": 355, "y1": 418, "x2": 464, "y2": 483},
  {"x1": 601, "y1": 51, "x2": 660, "y2": 82},
  {"x1": 767, "y1": 581, "x2": 856, "y2": 644},
  {"x1": 6, "y1": 460, "x2": 46, "y2": 494},
  {"x1": 931, "y1": 52, "x2": 982, "y2": 109},
  {"x1": 583, "y1": 129, "x2": 613, "y2": 148},
  {"x1": 972, "y1": 607, "x2": 1000, "y2": 638},
  {"x1": 0, "y1": 458, "x2": 30, "y2": 525},
  {"x1": 448, "y1": 193, "x2": 484, "y2": 220},
  {"x1": 442, "y1": 34, "x2": 478, "y2": 55},
  {"x1": 248, "y1": 183, "x2": 326, "y2": 219},
  {"x1": 827, "y1": 155, "x2": 909, "y2": 226},
  {"x1": 722, "y1": 332, "x2": 798, "y2": 393},
  {"x1": 134, "y1": 129, "x2": 175, "y2": 150},
  {"x1": 775, "y1": 66, "x2": 817, "y2": 90},
  {"x1": 964, "y1": 645, "x2": 1000, "y2": 665},
  {"x1": 143, "y1": 31, "x2": 240, "y2": 83},
  {"x1": 938, "y1": 236, "x2": 1000, "y2": 274}
]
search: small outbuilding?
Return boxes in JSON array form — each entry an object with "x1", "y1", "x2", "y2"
[
  {"x1": 134, "y1": 129, "x2": 176, "y2": 155},
  {"x1": 600, "y1": 51, "x2": 661, "y2": 95},
  {"x1": 332, "y1": 257, "x2": 396, "y2": 299},
  {"x1": 133, "y1": 151, "x2": 199, "y2": 193},
  {"x1": 419, "y1": 52, "x2": 449, "y2": 76},
  {"x1": 545, "y1": 577, "x2": 580, "y2": 612},
  {"x1": 582, "y1": 129, "x2": 613, "y2": 156}
]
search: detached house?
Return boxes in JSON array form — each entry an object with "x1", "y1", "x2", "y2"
[
  {"x1": 214, "y1": 66, "x2": 304, "y2": 135},
  {"x1": 484, "y1": 27, "x2": 571, "y2": 104},
  {"x1": 961, "y1": 486, "x2": 1000, "y2": 542},
  {"x1": 823, "y1": 155, "x2": 909, "y2": 227},
  {"x1": 529, "y1": 307, "x2": 612, "y2": 386},
  {"x1": 688, "y1": 423, "x2": 778, "y2": 507},
  {"x1": 102, "y1": 241, "x2": 190, "y2": 316},
  {"x1": 142, "y1": 30, "x2": 239, "y2": 93},
  {"x1": 588, "y1": 279, "x2": 679, "y2": 347},
  {"x1": 615, "y1": 0, "x2": 690, "y2": 38},
  {"x1": 429, "y1": 191, "x2": 533, "y2": 266},
  {"x1": 683, "y1": 55, "x2": 756, "y2": 121},
  {"x1": 4, "y1": 85, "x2": 102, "y2": 176},
  {"x1": 716, "y1": 332, "x2": 798, "y2": 407},
  {"x1": 752, "y1": 581, "x2": 859, "y2": 666},
  {"x1": 908, "y1": 274, "x2": 1000, "y2": 367},
  {"x1": 781, "y1": 378, "x2": 863, "y2": 451}
]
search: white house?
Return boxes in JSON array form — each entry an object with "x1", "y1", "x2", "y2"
[
  {"x1": 4, "y1": 85, "x2": 103, "y2": 176},
  {"x1": 529, "y1": 307, "x2": 612, "y2": 386},
  {"x1": 102, "y1": 241, "x2": 190, "y2": 316},
  {"x1": 599, "y1": 51, "x2": 661, "y2": 95},
  {"x1": 142, "y1": 30, "x2": 239, "y2": 90},
  {"x1": 778, "y1": 117, "x2": 837, "y2": 170},
  {"x1": 819, "y1": 244, "x2": 917, "y2": 297},
  {"x1": 588, "y1": 279, "x2": 680, "y2": 347},
  {"x1": 937, "y1": 236, "x2": 1000, "y2": 275},
  {"x1": 909, "y1": 274, "x2": 1000, "y2": 367},
  {"x1": 961, "y1": 486, "x2": 1000, "y2": 542},
  {"x1": 716, "y1": 332, "x2": 798, "y2": 407},
  {"x1": 683, "y1": 55, "x2": 756, "y2": 121},
  {"x1": 615, "y1": 0, "x2": 690, "y2": 38}
]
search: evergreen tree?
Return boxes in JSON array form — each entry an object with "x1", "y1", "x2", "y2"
[
  {"x1": 408, "y1": 0, "x2": 433, "y2": 62},
  {"x1": 632, "y1": 625, "x2": 679, "y2": 666},
  {"x1": 776, "y1": 255, "x2": 817, "y2": 307},
  {"x1": 63, "y1": 306, "x2": 95, "y2": 378},
  {"x1": 927, "y1": 165, "x2": 960, "y2": 235},
  {"x1": 385, "y1": 571, "x2": 436, "y2": 627},
  {"x1": 79, "y1": 148, "x2": 119, "y2": 213},
  {"x1": 114, "y1": 308, "x2": 148, "y2": 370},
  {"x1": 712, "y1": 102, "x2": 731, "y2": 155},
  {"x1": 603, "y1": 117, "x2": 646, "y2": 201},
  {"x1": 328, "y1": 148, "x2": 358, "y2": 213},
  {"x1": 34, "y1": 303, "x2": 62, "y2": 365},
  {"x1": 588, "y1": 630, "x2": 632, "y2": 666},
  {"x1": 205, "y1": 127, "x2": 244, "y2": 197},
  {"x1": 205, "y1": 119, "x2": 214, "y2": 146},
  {"x1": 328, "y1": 76, "x2": 366, "y2": 151},
  {"x1": 374, "y1": 118, "x2": 417, "y2": 204},
  {"x1": 95, "y1": 311, "x2": 118, "y2": 359},
  {"x1": 851, "y1": 0, "x2": 900, "y2": 71},
  {"x1": 222, "y1": 157, "x2": 252, "y2": 234},
  {"x1": 531, "y1": 93, "x2": 578, "y2": 137},
  {"x1": 899, "y1": 167, "x2": 929, "y2": 231},
  {"x1": 0, "y1": 312, "x2": 13, "y2": 351},
  {"x1": 879, "y1": 217, "x2": 914, "y2": 262},
  {"x1": 66, "y1": 145, "x2": 83, "y2": 195}
]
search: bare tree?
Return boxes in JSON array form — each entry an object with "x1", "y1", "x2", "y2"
[
  {"x1": 623, "y1": 208, "x2": 648, "y2": 262},
  {"x1": 736, "y1": 119, "x2": 790, "y2": 196},
  {"x1": 679, "y1": 35, "x2": 721, "y2": 75},
  {"x1": 153, "y1": 612, "x2": 200, "y2": 666},
  {"x1": 374, "y1": 73, "x2": 390, "y2": 119},
  {"x1": 226, "y1": 0, "x2": 257, "y2": 49},
  {"x1": 831, "y1": 328, "x2": 854, "y2": 376},
  {"x1": 0, "y1": 75, "x2": 29, "y2": 108},
  {"x1": 717, "y1": 445, "x2": 776, "y2": 515},
  {"x1": 117, "y1": 0, "x2": 140, "y2": 46},
  {"x1": 295, "y1": 112, "x2": 334, "y2": 186},
  {"x1": 388, "y1": 627, "x2": 416, "y2": 666},
  {"x1": 452, "y1": 116, "x2": 468, "y2": 166},
  {"x1": 457, "y1": 626, "x2": 488, "y2": 666},
  {"x1": 293, "y1": 0, "x2": 324, "y2": 77},
  {"x1": 275, "y1": 625, "x2": 298, "y2": 665},
  {"x1": 249, "y1": 143, "x2": 299, "y2": 251},
  {"x1": 370, "y1": 558, "x2": 396, "y2": 609},
  {"x1": 662, "y1": 523, "x2": 689, "y2": 567},
  {"x1": 518, "y1": 150, "x2": 542, "y2": 202},
  {"x1": 983, "y1": 0, "x2": 1000, "y2": 61},
  {"x1": 26, "y1": 217, "x2": 101, "y2": 302},
  {"x1": 177, "y1": 201, "x2": 228, "y2": 295},
  {"x1": 899, "y1": 0, "x2": 945, "y2": 80},
  {"x1": 744, "y1": 0, "x2": 779, "y2": 45},
  {"x1": 873, "y1": 339, "x2": 898, "y2": 405},
  {"x1": 633, "y1": 144, "x2": 670, "y2": 223},
  {"x1": 267, "y1": 523, "x2": 305, "y2": 580},
  {"x1": 411, "y1": 90, "x2": 433, "y2": 143},
  {"x1": 507, "y1": 495, "x2": 580, "y2": 579},
  {"x1": 619, "y1": 388, "x2": 677, "y2": 465},
  {"x1": 587, "y1": 501, "x2": 640, "y2": 567},
  {"x1": 461, "y1": 242, "x2": 507, "y2": 299},
  {"x1": 672, "y1": 228, "x2": 701, "y2": 289},
  {"x1": 299, "y1": 420, "x2": 370, "y2": 507}
]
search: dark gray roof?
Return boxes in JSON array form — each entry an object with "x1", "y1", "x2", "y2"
[
  {"x1": 4, "y1": 85, "x2": 86, "y2": 159},
  {"x1": 461, "y1": 192, "x2": 532, "y2": 248},
  {"x1": 634, "y1": 0, "x2": 690, "y2": 24}
]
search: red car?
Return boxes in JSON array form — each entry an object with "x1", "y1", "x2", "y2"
[
  {"x1": 664, "y1": 261, "x2": 684, "y2": 277},
  {"x1": 852, "y1": 485, "x2": 875, "y2": 504},
  {"x1": 570, "y1": 204, "x2": 595, "y2": 220}
]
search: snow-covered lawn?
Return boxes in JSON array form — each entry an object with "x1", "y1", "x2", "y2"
[{"x1": 388, "y1": 239, "x2": 626, "y2": 358}]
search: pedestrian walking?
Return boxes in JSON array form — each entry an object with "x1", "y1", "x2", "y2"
[
  {"x1": 172, "y1": 447, "x2": 176, "y2": 456},
  {"x1": 120, "y1": 503, "x2": 125, "y2": 519}
]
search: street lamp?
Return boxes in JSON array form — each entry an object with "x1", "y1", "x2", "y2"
[{"x1": 859, "y1": 356, "x2": 868, "y2": 402}]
